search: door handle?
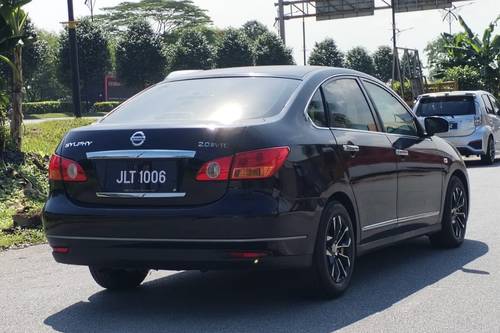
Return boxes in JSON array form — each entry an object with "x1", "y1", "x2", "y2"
[
  {"x1": 343, "y1": 144, "x2": 360, "y2": 153},
  {"x1": 395, "y1": 149, "x2": 409, "y2": 156}
]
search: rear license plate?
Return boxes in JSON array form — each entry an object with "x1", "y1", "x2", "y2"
[
  {"x1": 449, "y1": 122, "x2": 458, "y2": 130},
  {"x1": 102, "y1": 160, "x2": 178, "y2": 193}
]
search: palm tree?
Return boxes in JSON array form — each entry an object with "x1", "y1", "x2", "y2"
[
  {"x1": 0, "y1": 0, "x2": 31, "y2": 151},
  {"x1": 444, "y1": 15, "x2": 500, "y2": 94}
]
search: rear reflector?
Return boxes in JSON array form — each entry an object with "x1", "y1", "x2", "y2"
[
  {"x1": 196, "y1": 147, "x2": 290, "y2": 181},
  {"x1": 229, "y1": 251, "x2": 269, "y2": 259},
  {"x1": 49, "y1": 154, "x2": 87, "y2": 182},
  {"x1": 52, "y1": 246, "x2": 69, "y2": 254}
]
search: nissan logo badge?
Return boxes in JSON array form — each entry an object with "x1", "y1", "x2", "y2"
[{"x1": 130, "y1": 131, "x2": 146, "y2": 147}]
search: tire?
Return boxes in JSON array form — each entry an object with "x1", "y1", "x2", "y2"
[
  {"x1": 429, "y1": 176, "x2": 468, "y2": 248},
  {"x1": 481, "y1": 137, "x2": 495, "y2": 165},
  {"x1": 89, "y1": 266, "x2": 149, "y2": 291},
  {"x1": 311, "y1": 201, "x2": 356, "y2": 298}
]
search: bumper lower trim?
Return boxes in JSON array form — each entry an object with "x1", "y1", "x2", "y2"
[{"x1": 47, "y1": 235, "x2": 308, "y2": 243}]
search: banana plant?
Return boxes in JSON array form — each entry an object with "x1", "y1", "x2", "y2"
[
  {"x1": 443, "y1": 15, "x2": 500, "y2": 95},
  {"x1": 0, "y1": 0, "x2": 32, "y2": 151}
]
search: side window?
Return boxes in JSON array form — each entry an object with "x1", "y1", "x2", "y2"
[
  {"x1": 488, "y1": 95, "x2": 499, "y2": 114},
  {"x1": 307, "y1": 90, "x2": 327, "y2": 127},
  {"x1": 322, "y1": 78, "x2": 377, "y2": 131},
  {"x1": 363, "y1": 81, "x2": 418, "y2": 136},
  {"x1": 482, "y1": 95, "x2": 494, "y2": 114}
]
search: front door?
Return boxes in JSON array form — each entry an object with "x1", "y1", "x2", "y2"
[{"x1": 362, "y1": 80, "x2": 444, "y2": 230}]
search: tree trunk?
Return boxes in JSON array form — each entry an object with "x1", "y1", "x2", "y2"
[{"x1": 10, "y1": 45, "x2": 23, "y2": 151}]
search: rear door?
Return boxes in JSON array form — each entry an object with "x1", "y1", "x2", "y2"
[
  {"x1": 363, "y1": 80, "x2": 444, "y2": 230},
  {"x1": 322, "y1": 77, "x2": 398, "y2": 242}
]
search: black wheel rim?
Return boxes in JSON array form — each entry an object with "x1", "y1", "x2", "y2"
[
  {"x1": 325, "y1": 215, "x2": 354, "y2": 283},
  {"x1": 489, "y1": 140, "x2": 495, "y2": 162},
  {"x1": 451, "y1": 186, "x2": 467, "y2": 239}
]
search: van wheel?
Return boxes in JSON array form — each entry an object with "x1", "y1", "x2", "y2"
[
  {"x1": 89, "y1": 266, "x2": 149, "y2": 290},
  {"x1": 481, "y1": 137, "x2": 495, "y2": 165},
  {"x1": 311, "y1": 201, "x2": 356, "y2": 298},
  {"x1": 429, "y1": 176, "x2": 468, "y2": 248}
]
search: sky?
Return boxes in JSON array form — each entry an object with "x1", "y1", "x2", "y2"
[{"x1": 25, "y1": 0, "x2": 500, "y2": 69}]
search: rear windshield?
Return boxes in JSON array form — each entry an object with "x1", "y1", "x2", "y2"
[
  {"x1": 415, "y1": 96, "x2": 476, "y2": 117},
  {"x1": 101, "y1": 77, "x2": 300, "y2": 125}
]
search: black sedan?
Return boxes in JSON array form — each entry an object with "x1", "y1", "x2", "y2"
[{"x1": 43, "y1": 66, "x2": 469, "y2": 298}]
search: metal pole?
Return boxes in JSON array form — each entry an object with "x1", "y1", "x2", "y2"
[
  {"x1": 302, "y1": 8, "x2": 306, "y2": 65},
  {"x1": 67, "y1": 0, "x2": 82, "y2": 118},
  {"x1": 391, "y1": 0, "x2": 404, "y2": 98},
  {"x1": 278, "y1": 0, "x2": 286, "y2": 44}
]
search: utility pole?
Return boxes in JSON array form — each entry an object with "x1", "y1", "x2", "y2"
[
  {"x1": 391, "y1": 0, "x2": 404, "y2": 99},
  {"x1": 302, "y1": 14, "x2": 307, "y2": 65},
  {"x1": 278, "y1": 0, "x2": 286, "y2": 44},
  {"x1": 66, "y1": 0, "x2": 82, "y2": 118}
]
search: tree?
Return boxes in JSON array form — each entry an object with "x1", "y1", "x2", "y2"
[
  {"x1": 116, "y1": 20, "x2": 166, "y2": 90},
  {"x1": 443, "y1": 15, "x2": 500, "y2": 94},
  {"x1": 58, "y1": 19, "x2": 111, "y2": 108},
  {"x1": 168, "y1": 29, "x2": 214, "y2": 71},
  {"x1": 345, "y1": 46, "x2": 375, "y2": 75},
  {"x1": 443, "y1": 65, "x2": 482, "y2": 91},
  {"x1": 308, "y1": 38, "x2": 344, "y2": 67},
  {"x1": 0, "y1": 0, "x2": 31, "y2": 151},
  {"x1": 241, "y1": 20, "x2": 269, "y2": 41},
  {"x1": 372, "y1": 46, "x2": 393, "y2": 82},
  {"x1": 96, "y1": 0, "x2": 211, "y2": 37},
  {"x1": 215, "y1": 28, "x2": 253, "y2": 68},
  {"x1": 254, "y1": 32, "x2": 294, "y2": 66}
]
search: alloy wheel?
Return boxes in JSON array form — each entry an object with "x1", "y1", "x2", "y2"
[
  {"x1": 325, "y1": 215, "x2": 354, "y2": 283},
  {"x1": 450, "y1": 186, "x2": 467, "y2": 239}
]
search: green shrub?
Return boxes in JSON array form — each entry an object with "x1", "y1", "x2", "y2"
[
  {"x1": 22, "y1": 101, "x2": 72, "y2": 114},
  {"x1": 443, "y1": 66, "x2": 482, "y2": 91},
  {"x1": 92, "y1": 101, "x2": 121, "y2": 113}
]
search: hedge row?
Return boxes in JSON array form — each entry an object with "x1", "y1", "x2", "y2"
[{"x1": 22, "y1": 101, "x2": 122, "y2": 114}]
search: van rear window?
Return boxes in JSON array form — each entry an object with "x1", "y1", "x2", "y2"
[{"x1": 416, "y1": 96, "x2": 475, "y2": 117}]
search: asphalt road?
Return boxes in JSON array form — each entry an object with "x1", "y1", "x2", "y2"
[{"x1": 1, "y1": 158, "x2": 499, "y2": 333}]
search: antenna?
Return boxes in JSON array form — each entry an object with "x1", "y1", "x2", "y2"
[{"x1": 441, "y1": 2, "x2": 474, "y2": 34}]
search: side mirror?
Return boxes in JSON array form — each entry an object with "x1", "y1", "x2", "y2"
[{"x1": 425, "y1": 117, "x2": 449, "y2": 137}]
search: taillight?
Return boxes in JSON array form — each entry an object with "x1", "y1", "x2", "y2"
[
  {"x1": 232, "y1": 147, "x2": 290, "y2": 180},
  {"x1": 48, "y1": 154, "x2": 87, "y2": 182},
  {"x1": 196, "y1": 147, "x2": 290, "y2": 181},
  {"x1": 474, "y1": 116, "x2": 481, "y2": 126}
]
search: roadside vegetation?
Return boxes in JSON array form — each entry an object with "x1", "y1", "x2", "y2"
[{"x1": 0, "y1": 119, "x2": 93, "y2": 250}]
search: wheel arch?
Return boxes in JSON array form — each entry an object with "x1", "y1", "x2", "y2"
[{"x1": 326, "y1": 191, "x2": 359, "y2": 245}]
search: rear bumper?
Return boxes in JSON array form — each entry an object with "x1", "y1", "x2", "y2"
[
  {"x1": 439, "y1": 129, "x2": 487, "y2": 156},
  {"x1": 42, "y1": 191, "x2": 320, "y2": 270}
]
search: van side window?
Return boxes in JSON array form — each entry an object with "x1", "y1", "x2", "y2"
[{"x1": 307, "y1": 90, "x2": 327, "y2": 127}]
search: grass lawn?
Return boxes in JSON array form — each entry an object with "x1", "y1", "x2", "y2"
[
  {"x1": 1, "y1": 118, "x2": 94, "y2": 250},
  {"x1": 24, "y1": 112, "x2": 107, "y2": 120}
]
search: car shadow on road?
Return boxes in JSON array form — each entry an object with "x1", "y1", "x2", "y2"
[{"x1": 44, "y1": 238, "x2": 488, "y2": 333}]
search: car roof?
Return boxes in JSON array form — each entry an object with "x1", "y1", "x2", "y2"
[
  {"x1": 164, "y1": 65, "x2": 371, "y2": 81},
  {"x1": 418, "y1": 90, "x2": 490, "y2": 98}
]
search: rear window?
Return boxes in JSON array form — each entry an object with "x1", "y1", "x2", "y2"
[
  {"x1": 416, "y1": 96, "x2": 476, "y2": 117},
  {"x1": 101, "y1": 77, "x2": 300, "y2": 125}
]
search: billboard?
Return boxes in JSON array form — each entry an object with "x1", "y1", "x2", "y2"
[
  {"x1": 315, "y1": 0, "x2": 375, "y2": 20},
  {"x1": 393, "y1": 0, "x2": 453, "y2": 13}
]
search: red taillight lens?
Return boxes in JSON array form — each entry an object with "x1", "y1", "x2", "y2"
[
  {"x1": 231, "y1": 147, "x2": 290, "y2": 180},
  {"x1": 48, "y1": 154, "x2": 87, "y2": 182},
  {"x1": 196, "y1": 147, "x2": 290, "y2": 181},
  {"x1": 52, "y1": 246, "x2": 70, "y2": 254},
  {"x1": 196, "y1": 156, "x2": 233, "y2": 181}
]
